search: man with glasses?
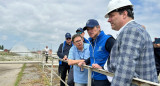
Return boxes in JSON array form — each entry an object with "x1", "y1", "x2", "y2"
[
  {"x1": 57, "y1": 32, "x2": 73, "y2": 86},
  {"x1": 68, "y1": 34, "x2": 90, "y2": 86},
  {"x1": 76, "y1": 28, "x2": 89, "y2": 43}
]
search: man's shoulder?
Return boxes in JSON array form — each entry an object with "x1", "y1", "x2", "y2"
[
  {"x1": 125, "y1": 21, "x2": 143, "y2": 32},
  {"x1": 119, "y1": 22, "x2": 148, "y2": 43},
  {"x1": 70, "y1": 45, "x2": 76, "y2": 50},
  {"x1": 121, "y1": 21, "x2": 144, "y2": 36},
  {"x1": 103, "y1": 34, "x2": 114, "y2": 41},
  {"x1": 84, "y1": 43, "x2": 90, "y2": 48},
  {"x1": 59, "y1": 43, "x2": 63, "y2": 46},
  {"x1": 84, "y1": 43, "x2": 90, "y2": 45}
]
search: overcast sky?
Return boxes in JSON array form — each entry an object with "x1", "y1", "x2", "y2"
[{"x1": 0, "y1": 0, "x2": 160, "y2": 53}]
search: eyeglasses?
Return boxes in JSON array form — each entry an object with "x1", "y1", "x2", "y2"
[
  {"x1": 66, "y1": 38, "x2": 71, "y2": 40},
  {"x1": 74, "y1": 39, "x2": 82, "y2": 43},
  {"x1": 77, "y1": 32, "x2": 83, "y2": 34}
]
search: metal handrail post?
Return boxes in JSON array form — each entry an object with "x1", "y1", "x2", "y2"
[
  {"x1": 51, "y1": 57, "x2": 53, "y2": 86},
  {"x1": 43, "y1": 63, "x2": 44, "y2": 72},
  {"x1": 42, "y1": 55, "x2": 44, "y2": 72},
  {"x1": 38, "y1": 54, "x2": 40, "y2": 65},
  {"x1": 88, "y1": 67, "x2": 92, "y2": 86}
]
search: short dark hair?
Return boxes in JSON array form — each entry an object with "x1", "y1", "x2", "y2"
[
  {"x1": 109, "y1": 6, "x2": 134, "y2": 19},
  {"x1": 72, "y1": 34, "x2": 83, "y2": 42}
]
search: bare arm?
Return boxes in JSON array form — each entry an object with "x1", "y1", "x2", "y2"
[{"x1": 68, "y1": 59, "x2": 85, "y2": 65}]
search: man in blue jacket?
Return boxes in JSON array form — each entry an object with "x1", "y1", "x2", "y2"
[
  {"x1": 79, "y1": 19, "x2": 115, "y2": 86},
  {"x1": 57, "y1": 33, "x2": 73, "y2": 86}
]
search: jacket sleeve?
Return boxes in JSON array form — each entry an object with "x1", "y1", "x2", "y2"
[
  {"x1": 105, "y1": 37, "x2": 115, "y2": 53},
  {"x1": 84, "y1": 57, "x2": 90, "y2": 65},
  {"x1": 111, "y1": 29, "x2": 142, "y2": 86},
  {"x1": 57, "y1": 43, "x2": 65, "y2": 59},
  {"x1": 104, "y1": 37, "x2": 115, "y2": 70}
]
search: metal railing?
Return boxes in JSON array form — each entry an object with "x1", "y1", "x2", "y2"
[
  {"x1": 0, "y1": 52, "x2": 60, "y2": 86},
  {"x1": 53, "y1": 56, "x2": 160, "y2": 86},
  {"x1": 1, "y1": 52, "x2": 160, "y2": 86},
  {"x1": 41, "y1": 54, "x2": 59, "y2": 86},
  {"x1": 0, "y1": 52, "x2": 56, "y2": 86}
]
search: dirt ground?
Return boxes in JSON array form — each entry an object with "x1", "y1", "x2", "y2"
[
  {"x1": 18, "y1": 64, "x2": 60, "y2": 86},
  {"x1": 0, "y1": 54, "x2": 61, "y2": 86},
  {"x1": 0, "y1": 63, "x2": 61, "y2": 86}
]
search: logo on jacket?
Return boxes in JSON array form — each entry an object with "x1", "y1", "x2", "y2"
[{"x1": 97, "y1": 46, "x2": 102, "y2": 51}]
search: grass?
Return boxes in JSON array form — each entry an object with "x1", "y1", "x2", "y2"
[
  {"x1": 0, "y1": 56, "x2": 6, "y2": 61},
  {"x1": 36, "y1": 64, "x2": 51, "y2": 86},
  {"x1": 14, "y1": 64, "x2": 26, "y2": 86},
  {"x1": 24, "y1": 56, "x2": 33, "y2": 60},
  {"x1": 0, "y1": 52, "x2": 18, "y2": 56},
  {"x1": 43, "y1": 75, "x2": 51, "y2": 86}
]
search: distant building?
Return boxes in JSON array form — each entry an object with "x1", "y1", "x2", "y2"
[
  {"x1": 4, "y1": 49, "x2": 9, "y2": 52},
  {"x1": 10, "y1": 44, "x2": 33, "y2": 56}
]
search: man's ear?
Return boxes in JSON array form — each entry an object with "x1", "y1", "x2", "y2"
[
  {"x1": 122, "y1": 10, "x2": 128, "y2": 19},
  {"x1": 97, "y1": 25, "x2": 101, "y2": 31}
]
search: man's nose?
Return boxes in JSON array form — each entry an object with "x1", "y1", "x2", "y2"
[{"x1": 108, "y1": 18, "x2": 111, "y2": 22}]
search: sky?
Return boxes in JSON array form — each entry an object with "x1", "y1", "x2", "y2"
[{"x1": 0, "y1": 0, "x2": 160, "y2": 53}]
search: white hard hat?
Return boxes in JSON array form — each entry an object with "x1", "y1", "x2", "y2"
[{"x1": 105, "y1": 0, "x2": 133, "y2": 18}]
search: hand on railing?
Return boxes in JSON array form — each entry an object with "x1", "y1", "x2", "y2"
[
  {"x1": 78, "y1": 61, "x2": 86, "y2": 72},
  {"x1": 63, "y1": 55, "x2": 68, "y2": 60},
  {"x1": 78, "y1": 61, "x2": 86, "y2": 67},
  {"x1": 92, "y1": 64, "x2": 102, "y2": 69}
]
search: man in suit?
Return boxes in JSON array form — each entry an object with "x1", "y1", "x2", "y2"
[{"x1": 104, "y1": 0, "x2": 158, "y2": 86}]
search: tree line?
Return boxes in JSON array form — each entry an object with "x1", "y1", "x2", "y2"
[{"x1": 0, "y1": 45, "x2": 4, "y2": 50}]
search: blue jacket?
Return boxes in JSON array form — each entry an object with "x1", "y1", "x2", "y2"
[
  {"x1": 84, "y1": 37, "x2": 89, "y2": 43},
  {"x1": 57, "y1": 41, "x2": 73, "y2": 65},
  {"x1": 89, "y1": 31, "x2": 111, "y2": 80}
]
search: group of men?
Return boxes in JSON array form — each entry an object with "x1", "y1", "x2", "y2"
[{"x1": 57, "y1": 0, "x2": 158, "y2": 86}]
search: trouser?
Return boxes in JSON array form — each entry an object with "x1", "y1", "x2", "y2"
[
  {"x1": 59, "y1": 65, "x2": 70, "y2": 86},
  {"x1": 67, "y1": 67, "x2": 74, "y2": 86},
  {"x1": 157, "y1": 70, "x2": 160, "y2": 76},
  {"x1": 75, "y1": 83, "x2": 87, "y2": 86},
  {"x1": 45, "y1": 54, "x2": 48, "y2": 62},
  {"x1": 91, "y1": 79, "x2": 111, "y2": 86},
  {"x1": 58, "y1": 66, "x2": 61, "y2": 75}
]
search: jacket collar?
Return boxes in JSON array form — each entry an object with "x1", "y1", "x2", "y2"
[{"x1": 74, "y1": 44, "x2": 87, "y2": 52}]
